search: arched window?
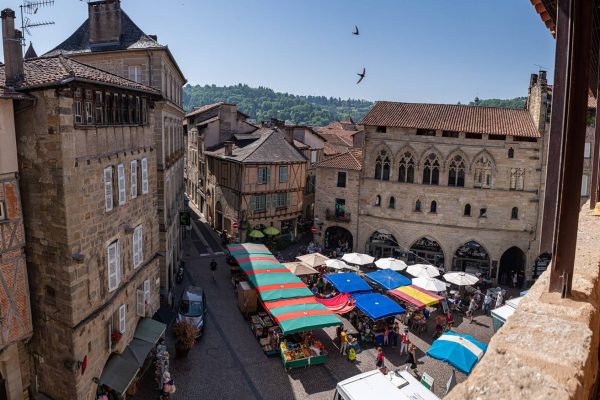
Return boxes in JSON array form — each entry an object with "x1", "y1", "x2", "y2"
[
  {"x1": 422, "y1": 153, "x2": 440, "y2": 185},
  {"x1": 508, "y1": 147, "x2": 515, "y2": 159},
  {"x1": 375, "y1": 150, "x2": 391, "y2": 181},
  {"x1": 473, "y1": 155, "x2": 493, "y2": 188},
  {"x1": 511, "y1": 207, "x2": 519, "y2": 220},
  {"x1": 415, "y1": 199, "x2": 422, "y2": 211},
  {"x1": 430, "y1": 201, "x2": 437, "y2": 213},
  {"x1": 375, "y1": 195, "x2": 381, "y2": 207},
  {"x1": 398, "y1": 152, "x2": 415, "y2": 183},
  {"x1": 448, "y1": 155, "x2": 466, "y2": 187},
  {"x1": 464, "y1": 204, "x2": 471, "y2": 216},
  {"x1": 389, "y1": 196, "x2": 395, "y2": 209}
]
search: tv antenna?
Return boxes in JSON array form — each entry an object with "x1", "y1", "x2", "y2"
[
  {"x1": 534, "y1": 64, "x2": 547, "y2": 72},
  {"x1": 19, "y1": 0, "x2": 55, "y2": 47}
]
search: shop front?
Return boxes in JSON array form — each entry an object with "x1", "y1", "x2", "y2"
[
  {"x1": 366, "y1": 230, "x2": 404, "y2": 259},
  {"x1": 409, "y1": 237, "x2": 445, "y2": 269},
  {"x1": 452, "y1": 241, "x2": 491, "y2": 281}
]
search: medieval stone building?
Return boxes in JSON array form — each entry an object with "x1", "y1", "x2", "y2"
[{"x1": 46, "y1": 0, "x2": 186, "y2": 300}]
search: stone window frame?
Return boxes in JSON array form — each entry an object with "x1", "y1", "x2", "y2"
[
  {"x1": 141, "y1": 158, "x2": 149, "y2": 194},
  {"x1": 474, "y1": 155, "x2": 494, "y2": 189},
  {"x1": 464, "y1": 203, "x2": 471, "y2": 217},
  {"x1": 104, "y1": 166, "x2": 114, "y2": 212},
  {"x1": 374, "y1": 195, "x2": 381, "y2": 207},
  {"x1": 398, "y1": 151, "x2": 416, "y2": 183},
  {"x1": 511, "y1": 207, "x2": 519, "y2": 220},
  {"x1": 448, "y1": 155, "x2": 466, "y2": 187},
  {"x1": 130, "y1": 160, "x2": 138, "y2": 199},
  {"x1": 388, "y1": 196, "x2": 395, "y2": 209},
  {"x1": 422, "y1": 153, "x2": 440, "y2": 185},
  {"x1": 337, "y1": 171, "x2": 347, "y2": 187},
  {"x1": 430, "y1": 200, "x2": 437, "y2": 213},
  {"x1": 374, "y1": 150, "x2": 391, "y2": 181},
  {"x1": 509, "y1": 168, "x2": 525, "y2": 191},
  {"x1": 118, "y1": 304, "x2": 126, "y2": 334}
]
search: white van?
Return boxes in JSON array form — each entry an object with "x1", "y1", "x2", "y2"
[{"x1": 334, "y1": 369, "x2": 440, "y2": 400}]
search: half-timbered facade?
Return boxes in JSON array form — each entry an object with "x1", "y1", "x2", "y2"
[{"x1": 205, "y1": 129, "x2": 307, "y2": 241}]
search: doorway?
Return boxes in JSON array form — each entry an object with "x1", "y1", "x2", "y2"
[{"x1": 499, "y1": 246, "x2": 526, "y2": 287}]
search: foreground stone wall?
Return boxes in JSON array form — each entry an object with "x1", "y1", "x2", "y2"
[{"x1": 447, "y1": 202, "x2": 600, "y2": 400}]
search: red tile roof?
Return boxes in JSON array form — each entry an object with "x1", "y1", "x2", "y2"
[
  {"x1": 316, "y1": 149, "x2": 363, "y2": 171},
  {"x1": 319, "y1": 132, "x2": 353, "y2": 147},
  {"x1": 361, "y1": 101, "x2": 541, "y2": 138},
  {"x1": 185, "y1": 102, "x2": 224, "y2": 118}
]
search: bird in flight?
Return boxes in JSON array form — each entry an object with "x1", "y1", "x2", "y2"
[
  {"x1": 353, "y1": 25, "x2": 359, "y2": 35},
  {"x1": 356, "y1": 68, "x2": 366, "y2": 84}
]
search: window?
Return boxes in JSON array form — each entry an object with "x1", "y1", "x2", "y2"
[
  {"x1": 337, "y1": 171, "x2": 346, "y2": 187},
  {"x1": 465, "y1": 132, "x2": 483, "y2": 139},
  {"x1": 388, "y1": 196, "x2": 395, "y2": 209},
  {"x1": 121, "y1": 94, "x2": 128, "y2": 123},
  {"x1": 117, "y1": 164, "x2": 126, "y2": 206},
  {"x1": 508, "y1": 147, "x2": 515, "y2": 159},
  {"x1": 133, "y1": 225, "x2": 143, "y2": 268},
  {"x1": 279, "y1": 166, "x2": 288, "y2": 183},
  {"x1": 584, "y1": 143, "x2": 591, "y2": 159},
  {"x1": 489, "y1": 134, "x2": 506, "y2": 141},
  {"x1": 375, "y1": 195, "x2": 381, "y2": 207},
  {"x1": 335, "y1": 198, "x2": 346, "y2": 216},
  {"x1": 464, "y1": 204, "x2": 471, "y2": 216},
  {"x1": 422, "y1": 153, "x2": 440, "y2": 185},
  {"x1": 128, "y1": 65, "x2": 142, "y2": 83},
  {"x1": 130, "y1": 160, "x2": 138, "y2": 199},
  {"x1": 442, "y1": 130, "x2": 459, "y2": 138},
  {"x1": 85, "y1": 101, "x2": 93, "y2": 124},
  {"x1": 142, "y1": 98, "x2": 148, "y2": 124},
  {"x1": 514, "y1": 136, "x2": 537, "y2": 142},
  {"x1": 474, "y1": 155, "x2": 493, "y2": 188},
  {"x1": 128, "y1": 95, "x2": 134, "y2": 123},
  {"x1": 430, "y1": 201, "x2": 437, "y2": 213},
  {"x1": 136, "y1": 289, "x2": 145, "y2": 317},
  {"x1": 104, "y1": 166, "x2": 113, "y2": 211},
  {"x1": 119, "y1": 304, "x2": 126, "y2": 334},
  {"x1": 448, "y1": 155, "x2": 466, "y2": 187},
  {"x1": 479, "y1": 208, "x2": 487, "y2": 218},
  {"x1": 398, "y1": 152, "x2": 415, "y2": 183},
  {"x1": 376, "y1": 126, "x2": 387, "y2": 133},
  {"x1": 511, "y1": 207, "x2": 519, "y2": 220},
  {"x1": 257, "y1": 167, "x2": 270, "y2": 184},
  {"x1": 415, "y1": 199, "x2": 422, "y2": 211},
  {"x1": 74, "y1": 100, "x2": 83, "y2": 124},
  {"x1": 253, "y1": 194, "x2": 267, "y2": 211},
  {"x1": 135, "y1": 96, "x2": 141, "y2": 124},
  {"x1": 374, "y1": 150, "x2": 391, "y2": 181},
  {"x1": 113, "y1": 93, "x2": 120, "y2": 124},
  {"x1": 94, "y1": 91, "x2": 103, "y2": 124},
  {"x1": 107, "y1": 241, "x2": 120, "y2": 292},
  {"x1": 276, "y1": 192, "x2": 291, "y2": 208},
  {"x1": 416, "y1": 129, "x2": 436, "y2": 136},
  {"x1": 0, "y1": 201, "x2": 5, "y2": 221},
  {"x1": 510, "y1": 168, "x2": 525, "y2": 191},
  {"x1": 143, "y1": 279, "x2": 150, "y2": 302},
  {"x1": 141, "y1": 158, "x2": 149, "y2": 194},
  {"x1": 582, "y1": 175, "x2": 590, "y2": 196}
]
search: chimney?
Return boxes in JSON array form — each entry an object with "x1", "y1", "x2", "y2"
[
  {"x1": 88, "y1": 0, "x2": 121, "y2": 45},
  {"x1": 283, "y1": 128, "x2": 294, "y2": 144},
  {"x1": 2, "y1": 8, "x2": 24, "y2": 84},
  {"x1": 224, "y1": 141, "x2": 233, "y2": 156}
]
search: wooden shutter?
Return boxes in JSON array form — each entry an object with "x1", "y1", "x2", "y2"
[
  {"x1": 286, "y1": 192, "x2": 292, "y2": 207},
  {"x1": 104, "y1": 166, "x2": 113, "y2": 211},
  {"x1": 133, "y1": 225, "x2": 143, "y2": 268},
  {"x1": 143, "y1": 279, "x2": 150, "y2": 301},
  {"x1": 136, "y1": 290, "x2": 145, "y2": 317},
  {"x1": 141, "y1": 158, "x2": 149, "y2": 194},
  {"x1": 130, "y1": 160, "x2": 138, "y2": 199},
  {"x1": 265, "y1": 194, "x2": 271, "y2": 210},
  {"x1": 266, "y1": 167, "x2": 271, "y2": 184},
  {"x1": 108, "y1": 242, "x2": 118, "y2": 291},
  {"x1": 117, "y1": 164, "x2": 126, "y2": 205},
  {"x1": 119, "y1": 304, "x2": 126, "y2": 333}
]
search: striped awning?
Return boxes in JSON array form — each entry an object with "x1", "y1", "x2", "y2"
[
  {"x1": 388, "y1": 284, "x2": 444, "y2": 309},
  {"x1": 228, "y1": 243, "x2": 272, "y2": 256},
  {"x1": 264, "y1": 297, "x2": 342, "y2": 334}
]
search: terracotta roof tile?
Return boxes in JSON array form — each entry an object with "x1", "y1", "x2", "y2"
[
  {"x1": 316, "y1": 149, "x2": 363, "y2": 171},
  {"x1": 185, "y1": 102, "x2": 224, "y2": 118},
  {"x1": 361, "y1": 101, "x2": 541, "y2": 138}
]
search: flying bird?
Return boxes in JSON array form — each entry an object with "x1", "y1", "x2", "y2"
[
  {"x1": 356, "y1": 68, "x2": 366, "y2": 84},
  {"x1": 353, "y1": 25, "x2": 359, "y2": 35}
]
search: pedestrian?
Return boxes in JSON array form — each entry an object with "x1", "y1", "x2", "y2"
[
  {"x1": 406, "y1": 344, "x2": 418, "y2": 376},
  {"x1": 210, "y1": 259, "x2": 217, "y2": 281},
  {"x1": 375, "y1": 347, "x2": 386, "y2": 372},
  {"x1": 467, "y1": 297, "x2": 477, "y2": 323},
  {"x1": 482, "y1": 293, "x2": 492, "y2": 314},
  {"x1": 495, "y1": 291, "x2": 504, "y2": 309},
  {"x1": 400, "y1": 327, "x2": 409, "y2": 355},
  {"x1": 446, "y1": 312, "x2": 454, "y2": 329},
  {"x1": 335, "y1": 325, "x2": 342, "y2": 344},
  {"x1": 384, "y1": 324, "x2": 389, "y2": 346},
  {"x1": 392, "y1": 321, "x2": 400, "y2": 347},
  {"x1": 513, "y1": 272, "x2": 518, "y2": 288},
  {"x1": 311, "y1": 284, "x2": 319, "y2": 295},
  {"x1": 340, "y1": 328, "x2": 348, "y2": 356}
]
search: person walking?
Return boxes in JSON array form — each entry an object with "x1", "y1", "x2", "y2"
[
  {"x1": 384, "y1": 324, "x2": 389, "y2": 346},
  {"x1": 375, "y1": 347, "x2": 386, "y2": 372},
  {"x1": 210, "y1": 259, "x2": 217, "y2": 281},
  {"x1": 467, "y1": 297, "x2": 477, "y2": 323},
  {"x1": 400, "y1": 327, "x2": 409, "y2": 355},
  {"x1": 406, "y1": 344, "x2": 419, "y2": 377},
  {"x1": 495, "y1": 291, "x2": 504, "y2": 309},
  {"x1": 482, "y1": 293, "x2": 492, "y2": 314},
  {"x1": 340, "y1": 328, "x2": 348, "y2": 356},
  {"x1": 512, "y1": 272, "x2": 518, "y2": 288},
  {"x1": 392, "y1": 321, "x2": 400, "y2": 347}
]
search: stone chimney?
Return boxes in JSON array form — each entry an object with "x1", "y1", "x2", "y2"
[
  {"x1": 526, "y1": 71, "x2": 549, "y2": 133},
  {"x1": 1, "y1": 8, "x2": 24, "y2": 85},
  {"x1": 283, "y1": 127, "x2": 294, "y2": 144},
  {"x1": 88, "y1": 0, "x2": 121, "y2": 45},
  {"x1": 224, "y1": 141, "x2": 233, "y2": 156}
]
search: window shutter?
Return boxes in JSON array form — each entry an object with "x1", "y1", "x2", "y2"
[
  {"x1": 265, "y1": 194, "x2": 271, "y2": 210},
  {"x1": 266, "y1": 167, "x2": 271, "y2": 183},
  {"x1": 104, "y1": 167, "x2": 113, "y2": 211},
  {"x1": 117, "y1": 164, "x2": 126, "y2": 205},
  {"x1": 108, "y1": 242, "x2": 118, "y2": 291},
  {"x1": 143, "y1": 279, "x2": 150, "y2": 301},
  {"x1": 286, "y1": 192, "x2": 292, "y2": 207},
  {"x1": 136, "y1": 290, "x2": 145, "y2": 317},
  {"x1": 119, "y1": 304, "x2": 126, "y2": 333},
  {"x1": 249, "y1": 196, "x2": 255, "y2": 211},
  {"x1": 133, "y1": 225, "x2": 143, "y2": 268},
  {"x1": 130, "y1": 160, "x2": 138, "y2": 199},
  {"x1": 141, "y1": 158, "x2": 149, "y2": 194},
  {"x1": 116, "y1": 241, "x2": 121, "y2": 285}
]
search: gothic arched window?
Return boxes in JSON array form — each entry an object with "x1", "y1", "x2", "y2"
[
  {"x1": 473, "y1": 155, "x2": 493, "y2": 188},
  {"x1": 422, "y1": 153, "x2": 440, "y2": 185},
  {"x1": 375, "y1": 150, "x2": 391, "y2": 181},
  {"x1": 398, "y1": 151, "x2": 415, "y2": 183},
  {"x1": 464, "y1": 204, "x2": 471, "y2": 216},
  {"x1": 430, "y1": 201, "x2": 437, "y2": 213},
  {"x1": 511, "y1": 207, "x2": 519, "y2": 220},
  {"x1": 389, "y1": 196, "x2": 395, "y2": 209},
  {"x1": 448, "y1": 155, "x2": 466, "y2": 187}
]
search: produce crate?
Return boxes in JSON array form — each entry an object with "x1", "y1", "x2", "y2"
[{"x1": 280, "y1": 348, "x2": 327, "y2": 369}]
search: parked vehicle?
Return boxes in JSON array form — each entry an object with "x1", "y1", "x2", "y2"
[
  {"x1": 177, "y1": 286, "x2": 206, "y2": 337},
  {"x1": 334, "y1": 369, "x2": 440, "y2": 400}
]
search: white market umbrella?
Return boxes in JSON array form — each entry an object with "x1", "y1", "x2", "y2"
[
  {"x1": 283, "y1": 262, "x2": 319, "y2": 276},
  {"x1": 412, "y1": 277, "x2": 448, "y2": 292},
  {"x1": 342, "y1": 252, "x2": 375, "y2": 266},
  {"x1": 375, "y1": 258, "x2": 407, "y2": 271},
  {"x1": 443, "y1": 272, "x2": 479, "y2": 286},
  {"x1": 406, "y1": 263, "x2": 441, "y2": 278},
  {"x1": 324, "y1": 259, "x2": 360, "y2": 272},
  {"x1": 296, "y1": 252, "x2": 330, "y2": 268}
]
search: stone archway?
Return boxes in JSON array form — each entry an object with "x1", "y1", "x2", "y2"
[
  {"x1": 409, "y1": 237, "x2": 445, "y2": 269},
  {"x1": 367, "y1": 230, "x2": 400, "y2": 258},
  {"x1": 499, "y1": 246, "x2": 526, "y2": 287},
  {"x1": 454, "y1": 241, "x2": 491, "y2": 280},
  {"x1": 215, "y1": 201, "x2": 223, "y2": 231},
  {"x1": 325, "y1": 226, "x2": 353, "y2": 252}
]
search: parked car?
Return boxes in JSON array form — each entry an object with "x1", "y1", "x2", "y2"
[{"x1": 177, "y1": 286, "x2": 206, "y2": 337}]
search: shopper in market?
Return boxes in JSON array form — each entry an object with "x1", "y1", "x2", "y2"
[
  {"x1": 399, "y1": 327, "x2": 409, "y2": 355},
  {"x1": 375, "y1": 347, "x2": 387, "y2": 373},
  {"x1": 406, "y1": 344, "x2": 419, "y2": 377},
  {"x1": 210, "y1": 259, "x2": 217, "y2": 281},
  {"x1": 391, "y1": 321, "x2": 400, "y2": 347},
  {"x1": 340, "y1": 327, "x2": 348, "y2": 356}
]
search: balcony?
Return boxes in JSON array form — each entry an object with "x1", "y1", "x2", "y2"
[{"x1": 325, "y1": 208, "x2": 351, "y2": 222}]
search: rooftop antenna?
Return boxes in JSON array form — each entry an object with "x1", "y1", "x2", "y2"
[
  {"x1": 534, "y1": 64, "x2": 547, "y2": 72},
  {"x1": 19, "y1": 0, "x2": 55, "y2": 47}
]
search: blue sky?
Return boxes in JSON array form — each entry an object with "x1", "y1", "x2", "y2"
[{"x1": 3, "y1": 0, "x2": 555, "y2": 104}]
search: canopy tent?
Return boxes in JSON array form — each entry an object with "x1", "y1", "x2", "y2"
[
  {"x1": 374, "y1": 257, "x2": 408, "y2": 271},
  {"x1": 406, "y1": 264, "x2": 441, "y2": 278},
  {"x1": 365, "y1": 269, "x2": 411, "y2": 291},
  {"x1": 263, "y1": 297, "x2": 341, "y2": 334},
  {"x1": 296, "y1": 253, "x2": 330, "y2": 268},
  {"x1": 133, "y1": 318, "x2": 166, "y2": 344},
  {"x1": 352, "y1": 293, "x2": 405, "y2": 320},
  {"x1": 388, "y1": 285, "x2": 444, "y2": 309},
  {"x1": 121, "y1": 338, "x2": 154, "y2": 367},
  {"x1": 283, "y1": 262, "x2": 319, "y2": 276},
  {"x1": 426, "y1": 331, "x2": 488, "y2": 374},
  {"x1": 99, "y1": 353, "x2": 139, "y2": 394},
  {"x1": 342, "y1": 252, "x2": 375, "y2": 266},
  {"x1": 325, "y1": 272, "x2": 372, "y2": 294},
  {"x1": 443, "y1": 272, "x2": 479, "y2": 286},
  {"x1": 246, "y1": 270, "x2": 305, "y2": 289},
  {"x1": 315, "y1": 293, "x2": 356, "y2": 314},
  {"x1": 412, "y1": 277, "x2": 448, "y2": 292},
  {"x1": 228, "y1": 243, "x2": 272, "y2": 256},
  {"x1": 325, "y1": 259, "x2": 359, "y2": 272}
]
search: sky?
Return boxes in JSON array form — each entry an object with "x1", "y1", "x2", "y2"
[{"x1": 3, "y1": 0, "x2": 555, "y2": 104}]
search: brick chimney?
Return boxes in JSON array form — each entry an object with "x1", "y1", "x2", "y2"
[
  {"x1": 224, "y1": 141, "x2": 233, "y2": 156},
  {"x1": 88, "y1": 0, "x2": 121, "y2": 45},
  {"x1": 1, "y1": 8, "x2": 24, "y2": 84},
  {"x1": 283, "y1": 127, "x2": 294, "y2": 145},
  {"x1": 526, "y1": 71, "x2": 549, "y2": 133}
]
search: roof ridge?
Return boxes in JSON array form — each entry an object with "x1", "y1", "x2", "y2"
[
  {"x1": 375, "y1": 100, "x2": 528, "y2": 112},
  {"x1": 238, "y1": 130, "x2": 273, "y2": 160}
]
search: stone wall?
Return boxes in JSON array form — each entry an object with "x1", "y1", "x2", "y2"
[{"x1": 447, "y1": 203, "x2": 600, "y2": 400}]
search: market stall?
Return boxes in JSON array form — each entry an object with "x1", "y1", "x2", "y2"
[
  {"x1": 325, "y1": 272, "x2": 372, "y2": 294},
  {"x1": 352, "y1": 293, "x2": 406, "y2": 321},
  {"x1": 315, "y1": 293, "x2": 356, "y2": 314},
  {"x1": 426, "y1": 331, "x2": 488, "y2": 374},
  {"x1": 365, "y1": 269, "x2": 411, "y2": 291},
  {"x1": 388, "y1": 284, "x2": 444, "y2": 309}
]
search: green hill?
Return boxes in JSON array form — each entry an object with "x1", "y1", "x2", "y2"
[{"x1": 467, "y1": 96, "x2": 527, "y2": 109}]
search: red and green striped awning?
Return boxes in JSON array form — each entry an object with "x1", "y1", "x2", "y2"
[
  {"x1": 256, "y1": 281, "x2": 314, "y2": 302},
  {"x1": 264, "y1": 297, "x2": 342, "y2": 334},
  {"x1": 228, "y1": 243, "x2": 272, "y2": 256}
]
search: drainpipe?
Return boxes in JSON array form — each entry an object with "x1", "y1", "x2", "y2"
[{"x1": 146, "y1": 49, "x2": 153, "y2": 88}]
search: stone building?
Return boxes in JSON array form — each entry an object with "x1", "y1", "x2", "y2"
[
  {"x1": 582, "y1": 95, "x2": 596, "y2": 201},
  {"x1": 0, "y1": 11, "x2": 33, "y2": 400},
  {"x1": 46, "y1": 0, "x2": 186, "y2": 299},
  {"x1": 205, "y1": 128, "x2": 307, "y2": 241},
  {"x1": 1, "y1": 9, "x2": 163, "y2": 398},
  {"x1": 356, "y1": 75, "x2": 549, "y2": 286},
  {"x1": 313, "y1": 149, "x2": 363, "y2": 253}
]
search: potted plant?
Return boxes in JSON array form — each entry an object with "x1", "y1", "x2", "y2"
[{"x1": 173, "y1": 320, "x2": 197, "y2": 358}]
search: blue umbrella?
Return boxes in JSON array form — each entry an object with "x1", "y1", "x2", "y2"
[
  {"x1": 365, "y1": 269, "x2": 411, "y2": 290},
  {"x1": 426, "y1": 331, "x2": 488, "y2": 374}
]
